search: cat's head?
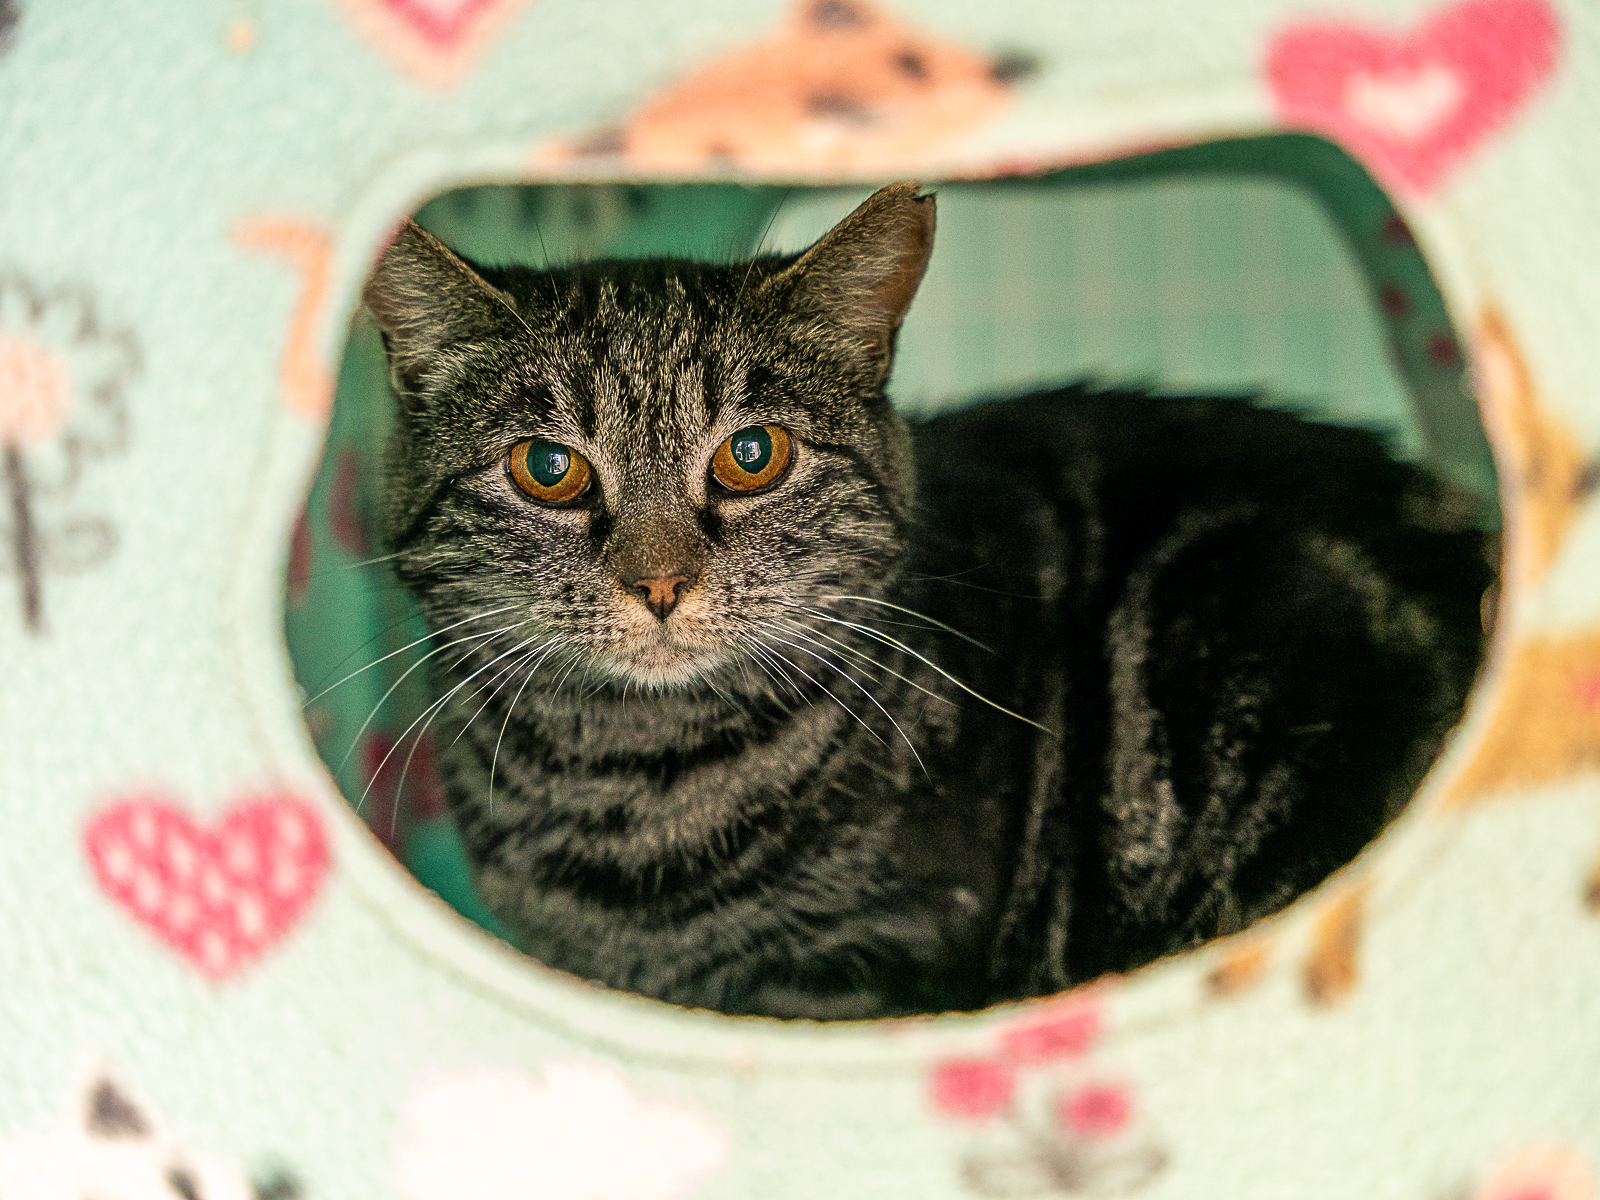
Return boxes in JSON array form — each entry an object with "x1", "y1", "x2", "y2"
[{"x1": 366, "y1": 184, "x2": 934, "y2": 690}]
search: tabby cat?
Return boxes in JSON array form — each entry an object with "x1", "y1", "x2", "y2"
[{"x1": 363, "y1": 183, "x2": 1490, "y2": 1019}]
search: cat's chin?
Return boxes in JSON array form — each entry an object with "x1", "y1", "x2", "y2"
[{"x1": 607, "y1": 642, "x2": 729, "y2": 691}]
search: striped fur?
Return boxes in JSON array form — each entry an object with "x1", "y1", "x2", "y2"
[{"x1": 367, "y1": 187, "x2": 1490, "y2": 1017}]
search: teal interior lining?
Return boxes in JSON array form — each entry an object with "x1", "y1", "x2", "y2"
[{"x1": 285, "y1": 135, "x2": 1497, "y2": 938}]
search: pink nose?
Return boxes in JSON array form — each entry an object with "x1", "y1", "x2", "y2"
[{"x1": 627, "y1": 574, "x2": 693, "y2": 621}]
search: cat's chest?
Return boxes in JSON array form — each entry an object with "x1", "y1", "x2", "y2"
[{"x1": 451, "y1": 683, "x2": 1017, "y2": 913}]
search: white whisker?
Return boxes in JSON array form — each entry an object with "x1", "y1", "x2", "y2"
[
  {"x1": 355, "y1": 628, "x2": 534, "y2": 816},
  {"x1": 811, "y1": 595, "x2": 993, "y2": 653},
  {"x1": 342, "y1": 548, "x2": 408, "y2": 570},
  {"x1": 742, "y1": 634, "x2": 888, "y2": 752},
  {"x1": 304, "y1": 604, "x2": 517, "y2": 709},
  {"x1": 758, "y1": 629, "x2": 925, "y2": 774},
  {"x1": 736, "y1": 633, "x2": 807, "y2": 702},
  {"x1": 805, "y1": 611, "x2": 1056, "y2": 735},
  {"x1": 776, "y1": 615, "x2": 957, "y2": 713},
  {"x1": 449, "y1": 638, "x2": 559, "y2": 750},
  {"x1": 335, "y1": 622, "x2": 520, "y2": 774},
  {"x1": 392, "y1": 635, "x2": 554, "y2": 837},
  {"x1": 487, "y1": 638, "x2": 567, "y2": 816}
]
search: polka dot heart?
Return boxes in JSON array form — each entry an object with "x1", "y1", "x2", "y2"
[
  {"x1": 84, "y1": 794, "x2": 330, "y2": 980},
  {"x1": 1266, "y1": 0, "x2": 1560, "y2": 196}
]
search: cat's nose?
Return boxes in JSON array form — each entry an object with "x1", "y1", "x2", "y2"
[{"x1": 626, "y1": 573, "x2": 695, "y2": 621}]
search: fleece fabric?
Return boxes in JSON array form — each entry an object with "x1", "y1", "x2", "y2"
[{"x1": 0, "y1": 1, "x2": 1596, "y2": 1197}]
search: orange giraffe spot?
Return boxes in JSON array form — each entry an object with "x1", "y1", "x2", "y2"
[
  {"x1": 1205, "y1": 936, "x2": 1273, "y2": 998},
  {"x1": 1475, "y1": 307, "x2": 1592, "y2": 591},
  {"x1": 534, "y1": 0, "x2": 1026, "y2": 174},
  {"x1": 1447, "y1": 632, "x2": 1600, "y2": 804},
  {"x1": 226, "y1": 17, "x2": 256, "y2": 54},
  {"x1": 233, "y1": 217, "x2": 336, "y2": 422},
  {"x1": 1304, "y1": 883, "x2": 1366, "y2": 1006},
  {"x1": 1441, "y1": 308, "x2": 1600, "y2": 807}
]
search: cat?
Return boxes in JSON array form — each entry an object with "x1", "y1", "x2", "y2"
[
  {"x1": 363, "y1": 182, "x2": 1491, "y2": 1019},
  {"x1": 0, "y1": 1069, "x2": 299, "y2": 1200}
]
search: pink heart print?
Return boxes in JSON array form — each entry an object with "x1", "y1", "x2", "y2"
[
  {"x1": 375, "y1": 0, "x2": 500, "y2": 48},
  {"x1": 334, "y1": 0, "x2": 529, "y2": 89},
  {"x1": 1266, "y1": 0, "x2": 1559, "y2": 196},
  {"x1": 85, "y1": 794, "x2": 330, "y2": 980}
]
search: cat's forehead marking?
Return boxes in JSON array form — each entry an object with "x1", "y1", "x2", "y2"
[
  {"x1": 522, "y1": 266, "x2": 816, "y2": 482},
  {"x1": 571, "y1": 296, "x2": 725, "y2": 458}
]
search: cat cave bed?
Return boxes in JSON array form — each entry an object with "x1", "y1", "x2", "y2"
[{"x1": 2, "y1": 1, "x2": 1597, "y2": 1197}]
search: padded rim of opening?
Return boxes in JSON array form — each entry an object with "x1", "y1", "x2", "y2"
[{"x1": 254, "y1": 146, "x2": 1510, "y2": 1067}]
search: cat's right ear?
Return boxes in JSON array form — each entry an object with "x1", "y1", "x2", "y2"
[{"x1": 364, "y1": 220, "x2": 525, "y2": 397}]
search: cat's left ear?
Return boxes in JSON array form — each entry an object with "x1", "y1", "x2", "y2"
[
  {"x1": 364, "y1": 220, "x2": 525, "y2": 397},
  {"x1": 766, "y1": 182, "x2": 935, "y2": 379}
]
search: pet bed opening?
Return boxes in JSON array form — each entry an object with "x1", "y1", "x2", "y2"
[{"x1": 285, "y1": 133, "x2": 1499, "y2": 1010}]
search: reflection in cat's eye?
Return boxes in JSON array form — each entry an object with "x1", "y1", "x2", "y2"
[
  {"x1": 508, "y1": 439, "x2": 592, "y2": 505},
  {"x1": 288, "y1": 146, "x2": 1497, "y2": 1021},
  {"x1": 712, "y1": 425, "x2": 792, "y2": 492}
]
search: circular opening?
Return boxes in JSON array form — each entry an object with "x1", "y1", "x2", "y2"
[{"x1": 286, "y1": 135, "x2": 1498, "y2": 1021}]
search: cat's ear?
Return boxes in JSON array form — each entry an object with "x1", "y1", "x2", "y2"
[
  {"x1": 364, "y1": 220, "x2": 525, "y2": 396},
  {"x1": 767, "y1": 182, "x2": 934, "y2": 378}
]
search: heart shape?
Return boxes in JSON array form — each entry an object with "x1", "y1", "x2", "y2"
[
  {"x1": 335, "y1": 0, "x2": 531, "y2": 88},
  {"x1": 85, "y1": 793, "x2": 330, "y2": 980},
  {"x1": 1266, "y1": 0, "x2": 1559, "y2": 195},
  {"x1": 377, "y1": 0, "x2": 500, "y2": 48}
]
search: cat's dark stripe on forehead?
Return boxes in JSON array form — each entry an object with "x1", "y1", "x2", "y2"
[
  {"x1": 569, "y1": 336, "x2": 600, "y2": 439},
  {"x1": 697, "y1": 340, "x2": 722, "y2": 427},
  {"x1": 638, "y1": 367, "x2": 667, "y2": 457},
  {"x1": 742, "y1": 364, "x2": 774, "y2": 410}
]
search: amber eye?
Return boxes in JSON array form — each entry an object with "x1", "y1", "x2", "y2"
[
  {"x1": 711, "y1": 425, "x2": 792, "y2": 493},
  {"x1": 508, "y1": 439, "x2": 592, "y2": 504}
]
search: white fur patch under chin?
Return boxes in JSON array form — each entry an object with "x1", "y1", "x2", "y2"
[
  {"x1": 393, "y1": 1060, "x2": 727, "y2": 1200},
  {"x1": 603, "y1": 610, "x2": 734, "y2": 689},
  {"x1": 607, "y1": 645, "x2": 732, "y2": 690}
]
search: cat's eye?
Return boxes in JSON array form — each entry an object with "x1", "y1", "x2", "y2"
[
  {"x1": 711, "y1": 425, "x2": 792, "y2": 492},
  {"x1": 508, "y1": 438, "x2": 592, "y2": 504}
]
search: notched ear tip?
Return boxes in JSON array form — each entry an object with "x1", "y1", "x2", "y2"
[
  {"x1": 893, "y1": 186, "x2": 936, "y2": 269},
  {"x1": 881, "y1": 181, "x2": 934, "y2": 207},
  {"x1": 861, "y1": 181, "x2": 936, "y2": 242}
]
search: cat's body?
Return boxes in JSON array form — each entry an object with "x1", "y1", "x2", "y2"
[{"x1": 367, "y1": 185, "x2": 1490, "y2": 1019}]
